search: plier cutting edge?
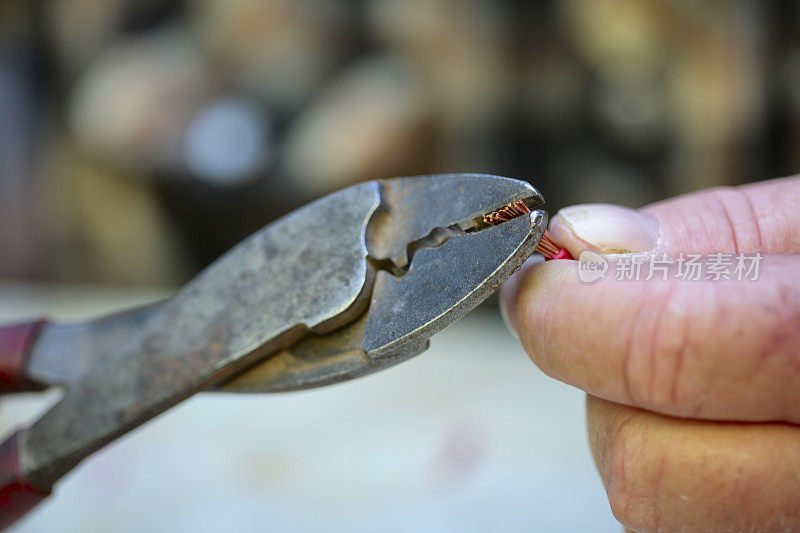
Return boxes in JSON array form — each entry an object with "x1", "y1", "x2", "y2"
[{"x1": 0, "y1": 174, "x2": 548, "y2": 528}]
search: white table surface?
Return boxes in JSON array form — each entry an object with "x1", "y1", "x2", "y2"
[{"x1": 0, "y1": 283, "x2": 619, "y2": 532}]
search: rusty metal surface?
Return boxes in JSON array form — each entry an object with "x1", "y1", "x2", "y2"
[
  {"x1": 20, "y1": 182, "x2": 381, "y2": 487},
  {"x1": 368, "y1": 174, "x2": 544, "y2": 267},
  {"x1": 224, "y1": 174, "x2": 546, "y2": 391},
  {"x1": 363, "y1": 210, "x2": 546, "y2": 359},
  {"x1": 27, "y1": 175, "x2": 547, "y2": 396},
  {"x1": 222, "y1": 314, "x2": 377, "y2": 392},
  {"x1": 16, "y1": 174, "x2": 547, "y2": 489},
  {"x1": 225, "y1": 210, "x2": 547, "y2": 392}
]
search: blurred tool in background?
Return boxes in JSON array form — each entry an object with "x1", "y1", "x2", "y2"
[{"x1": 0, "y1": 0, "x2": 795, "y2": 286}]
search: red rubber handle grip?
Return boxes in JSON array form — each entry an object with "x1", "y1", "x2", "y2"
[
  {"x1": 0, "y1": 432, "x2": 49, "y2": 530},
  {"x1": 0, "y1": 320, "x2": 48, "y2": 393}
]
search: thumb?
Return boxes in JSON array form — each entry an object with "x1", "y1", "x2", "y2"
[
  {"x1": 548, "y1": 175, "x2": 800, "y2": 257},
  {"x1": 500, "y1": 175, "x2": 800, "y2": 422}
]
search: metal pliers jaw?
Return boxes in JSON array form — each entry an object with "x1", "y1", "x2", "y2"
[
  {"x1": 228, "y1": 174, "x2": 547, "y2": 391},
  {"x1": 0, "y1": 174, "x2": 546, "y2": 526}
]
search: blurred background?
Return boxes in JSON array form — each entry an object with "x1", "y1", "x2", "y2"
[
  {"x1": 1, "y1": 0, "x2": 796, "y2": 285},
  {"x1": 0, "y1": 0, "x2": 797, "y2": 531}
]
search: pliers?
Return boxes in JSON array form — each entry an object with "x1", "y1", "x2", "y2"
[{"x1": 0, "y1": 174, "x2": 548, "y2": 528}]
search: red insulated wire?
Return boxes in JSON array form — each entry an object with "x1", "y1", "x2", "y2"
[{"x1": 536, "y1": 231, "x2": 574, "y2": 261}]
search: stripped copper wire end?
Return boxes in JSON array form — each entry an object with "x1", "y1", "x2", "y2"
[
  {"x1": 536, "y1": 230, "x2": 573, "y2": 261},
  {"x1": 482, "y1": 200, "x2": 531, "y2": 226},
  {"x1": 482, "y1": 200, "x2": 573, "y2": 261}
]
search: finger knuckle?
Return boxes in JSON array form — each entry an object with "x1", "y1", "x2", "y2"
[
  {"x1": 622, "y1": 282, "x2": 690, "y2": 412},
  {"x1": 519, "y1": 296, "x2": 559, "y2": 376}
]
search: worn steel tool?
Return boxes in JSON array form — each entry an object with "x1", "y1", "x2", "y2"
[{"x1": 0, "y1": 174, "x2": 548, "y2": 528}]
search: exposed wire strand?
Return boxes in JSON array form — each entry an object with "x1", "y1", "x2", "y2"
[{"x1": 482, "y1": 201, "x2": 573, "y2": 260}]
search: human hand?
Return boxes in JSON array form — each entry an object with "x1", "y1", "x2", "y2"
[{"x1": 501, "y1": 176, "x2": 800, "y2": 532}]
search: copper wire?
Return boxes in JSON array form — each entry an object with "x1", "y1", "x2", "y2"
[
  {"x1": 482, "y1": 201, "x2": 572, "y2": 260},
  {"x1": 536, "y1": 231, "x2": 561, "y2": 257},
  {"x1": 482, "y1": 200, "x2": 531, "y2": 226}
]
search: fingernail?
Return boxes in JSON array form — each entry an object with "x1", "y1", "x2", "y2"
[{"x1": 549, "y1": 204, "x2": 659, "y2": 255}]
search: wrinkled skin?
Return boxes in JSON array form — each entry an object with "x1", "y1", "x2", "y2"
[{"x1": 502, "y1": 176, "x2": 800, "y2": 532}]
